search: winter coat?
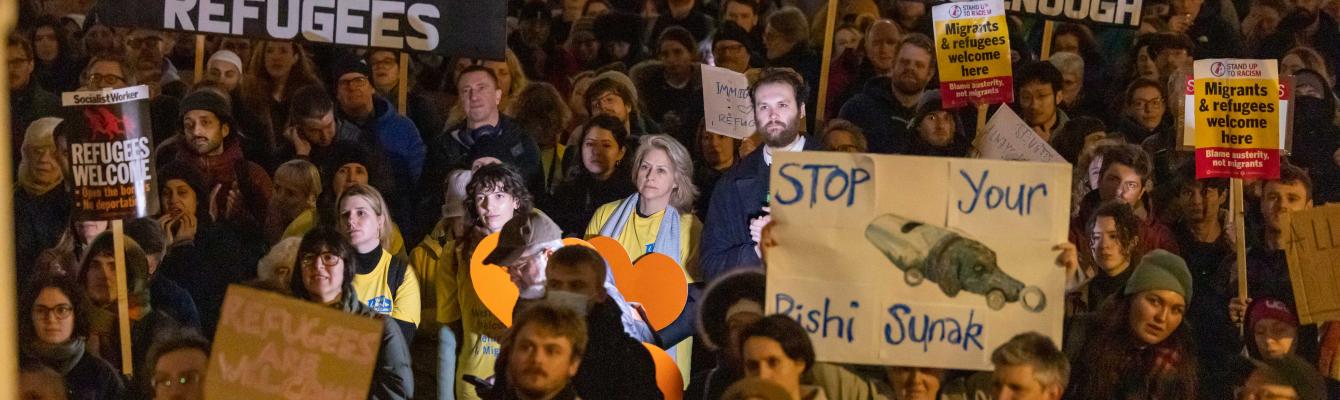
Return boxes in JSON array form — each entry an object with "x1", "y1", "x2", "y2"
[
  {"x1": 699, "y1": 137, "x2": 821, "y2": 281},
  {"x1": 337, "y1": 292, "x2": 415, "y2": 400},
  {"x1": 13, "y1": 184, "x2": 71, "y2": 290},
  {"x1": 837, "y1": 77, "x2": 921, "y2": 154}
]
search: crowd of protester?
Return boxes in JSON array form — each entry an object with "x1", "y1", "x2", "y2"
[{"x1": 9, "y1": 0, "x2": 1340, "y2": 398}]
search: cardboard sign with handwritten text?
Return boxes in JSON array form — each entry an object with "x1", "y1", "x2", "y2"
[
  {"x1": 205, "y1": 285, "x2": 382, "y2": 400},
  {"x1": 1284, "y1": 205, "x2": 1340, "y2": 324},
  {"x1": 767, "y1": 152, "x2": 1068, "y2": 370},
  {"x1": 978, "y1": 105, "x2": 1065, "y2": 163},
  {"x1": 701, "y1": 64, "x2": 755, "y2": 139}
]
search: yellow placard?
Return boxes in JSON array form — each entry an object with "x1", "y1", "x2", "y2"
[
  {"x1": 1192, "y1": 59, "x2": 1281, "y2": 179},
  {"x1": 932, "y1": 0, "x2": 1014, "y2": 108}
]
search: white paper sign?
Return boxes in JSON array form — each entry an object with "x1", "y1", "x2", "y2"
[
  {"x1": 978, "y1": 105, "x2": 1065, "y2": 163},
  {"x1": 701, "y1": 64, "x2": 755, "y2": 139},
  {"x1": 768, "y1": 152, "x2": 1069, "y2": 370}
]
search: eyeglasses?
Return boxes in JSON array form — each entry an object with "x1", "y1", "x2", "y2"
[
  {"x1": 301, "y1": 252, "x2": 342, "y2": 268},
  {"x1": 32, "y1": 304, "x2": 73, "y2": 320},
  {"x1": 86, "y1": 73, "x2": 125, "y2": 86},
  {"x1": 1130, "y1": 97, "x2": 1165, "y2": 110},
  {"x1": 8, "y1": 57, "x2": 30, "y2": 67},
  {"x1": 338, "y1": 76, "x2": 370, "y2": 90},
  {"x1": 152, "y1": 371, "x2": 202, "y2": 388}
]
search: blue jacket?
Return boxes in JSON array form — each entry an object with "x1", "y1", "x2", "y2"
[
  {"x1": 699, "y1": 138, "x2": 821, "y2": 282},
  {"x1": 350, "y1": 96, "x2": 427, "y2": 199}
]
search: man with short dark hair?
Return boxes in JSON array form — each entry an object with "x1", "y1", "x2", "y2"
[
  {"x1": 1146, "y1": 32, "x2": 1195, "y2": 84},
  {"x1": 701, "y1": 68, "x2": 820, "y2": 281},
  {"x1": 424, "y1": 65, "x2": 545, "y2": 215},
  {"x1": 636, "y1": 26, "x2": 705, "y2": 145},
  {"x1": 146, "y1": 328, "x2": 211, "y2": 400},
  {"x1": 491, "y1": 244, "x2": 662, "y2": 400},
  {"x1": 990, "y1": 332, "x2": 1068, "y2": 400},
  {"x1": 1229, "y1": 164, "x2": 1316, "y2": 319},
  {"x1": 839, "y1": 34, "x2": 937, "y2": 154},
  {"x1": 1070, "y1": 144, "x2": 1178, "y2": 260},
  {"x1": 722, "y1": 0, "x2": 764, "y2": 50},
  {"x1": 167, "y1": 89, "x2": 273, "y2": 228},
  {"x1": 1014, "y1": 61, "x2": 1067, "y2": 142},
  {"x1": 648, "y1": 0, "x2": 714, "y2": 48},
  {"x1": 738, "y1": 315, "x2": 824, "y2": 400},
  {"x1": 499, "y1": 302, "x2": 588, "y2": 400}
]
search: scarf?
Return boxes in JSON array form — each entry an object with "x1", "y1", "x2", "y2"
[
  {"x1": 597, "y1": 193, "x2": 682, "y2": 264},
  {"x1": 29, "y1": 338, "x2": 86, "y2": 374}
]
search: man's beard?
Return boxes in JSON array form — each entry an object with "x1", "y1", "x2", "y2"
[
  {"x1": 893, "y1": 72, "x2": 924, "y2": 95},
  {"x1": 761, "y1": 116, "x2": 802, "y2": 148}
]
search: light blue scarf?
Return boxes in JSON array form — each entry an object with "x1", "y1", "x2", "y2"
[{"x1": 597, "y1": 193, "x2": 682, "y2": 264}]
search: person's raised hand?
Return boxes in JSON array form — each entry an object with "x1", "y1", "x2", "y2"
[
  {"x1": 1229, "y1": 297, "x2": 1251, "y2": 325},
  {"x1": 284, "y1": 126, "x2": 311, "y2": 157},
  {"x1": 750, "y1": 207, "x2": 772, "y2": 257}
]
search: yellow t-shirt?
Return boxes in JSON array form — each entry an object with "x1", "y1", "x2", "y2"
[
  {"x1": 434, "y1": 236, "x2": 507, "y2": 400},
  {"x1": 351, "y1": 250, "x2": 421, "y2": 327},
  {"x1": 584, "y1": 201, "x2": 702, "y2": 282},
  {"x1": 584, "y1": 200, "x2": 701, "y2": 384}
]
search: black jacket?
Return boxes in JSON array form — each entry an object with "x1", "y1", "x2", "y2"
[
  {"x1": 838, "y1": 77, "x2": 921, "y2": 154},
  {"x1": 339, "y1": 294, "x2": 415, "y2": 400},
  {"x1": 13, "y1": 184, "x2": 71, "y2": 291},
  {"x1": 157, "y1": 222, "x2": 262, "y2": 339},
  {"x1": 545, "y1": 167, "x2": 637, "y2": 237},
  {"x1": 422, "y1": 116, "x2": 546, "y2": 214},
  {"x1": 64, "y1": 346, "x2": 126, "y2": 400}
]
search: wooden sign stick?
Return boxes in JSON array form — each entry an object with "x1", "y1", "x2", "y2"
[
  {"x1": 193, "y1": 35, "x2": 205, "y2": 84},
  {"x1": 112, "y1": 219, "x2": 134, "y2": 375},
  {"x1": 1232, "y1": 178, "x2": 1248, "y2": 301},
  {"x1": 397, "y1": 53, "x2": 409, "y2": 115},
  {"x1": 0, "y1": 1, "x2": 20, "y2": 390},
  {"x1": 971, "y1": 102, "x2": 989, "y2": 156},
  {"x1": 813, "y1": 0, "x2": 839, "y2": 124},
  {"x1": 1040, "y1": 20, "x2": 1055, "y2": 61}
]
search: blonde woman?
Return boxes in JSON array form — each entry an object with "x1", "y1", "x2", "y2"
[
  {"x1": 337, "y1": 183, "x2": 422, "y2": 341},
  {"x1": 584, "y1": 133, "x2": 702, "y2": 382},
  {"x1": 267, "y1": 159, "x2": 321, "y2": 244}
]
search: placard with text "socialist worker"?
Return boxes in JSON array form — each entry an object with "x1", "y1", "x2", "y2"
[
  {"x1": 60, "y1": 85, "x2": 159, "y2": 220},
  {"x1": 766, "y1": 152, "x2": 1068, "y2": 370},
  {"x1": 932, "y1": 0, "x2": 1014, "y2": 109},
  {"x1": 1193, "y1": 59, "x2": 1281, "y2": 179},
  {"x1": 90, "y1": 0, "x2": 506, "y2": 60}
]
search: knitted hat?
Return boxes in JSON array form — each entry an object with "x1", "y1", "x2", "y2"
[
  {"x1": 657, "y1": 26, "x2": 696, "y2": 53},
  {"x1": 207, "y1": 50, "x2": 243, "y2": 73},
  {"x1": 1123, "y1": 249, "x2": 1193, "y2": 301},
  {"x1": 179, "y1": 89, "x2": 232, "y2": 126},
  {"x1": 484, "y1": 209, "x2": 563, "y2": 266},
  {"x1": 329, "y1": 53, "x2": 372, "y2": 87},
  {"x1": 1248, "y1": 297, "x2": 1299, "y2": 331},
  {"x1": 910, "y1": 91, "x2": 947, "y2": 131}
]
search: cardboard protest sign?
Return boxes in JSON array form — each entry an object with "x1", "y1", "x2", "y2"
[
  {"x1": 701, "y1": 64, "x2": 755, "y2": 139},
  {"x1": 60, "y1": 85, "x2": 159, "y2": 220},
  {"x1": 1284, "y1": 205, "x2": 1340, "y2": 325},
  {"x1": 1182, "y1": 74, "x2": 1292, "y2": 153},
  {"x1": 205, "y1": 285, "x2": 383, "y2": 399},
  {"x1": 932, "y1": 0, "x2": 1014, "y2": 109},
  {"x1": 1002, "y1": 0, "x2": 1143, "y2": 28},
  {"x1": 90, "y1": 0, "x2": 506, "y2": 60},
  {"x1": 978, "y1": 105, "x2": 1065, "y2": 163},
  {"x1": 1192, "y1": 59, "x2": 1282, "y2": 179},
  {"x1": 767, "y1": 152, "x2": 1068, "y2": 369}
]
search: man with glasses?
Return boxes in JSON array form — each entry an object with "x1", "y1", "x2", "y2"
[
  {"x1": 146, "y1": 329, "x2": 211, "y2": 400},
  {"x1": 80, "y1": 56, "x2": 133, "y2": 91},
  {"x1": 330, "y1": 53, "x2": 425, "y2": 230},
  {"x1": 1014, "y1": 61, "x2": 1069, "y2": 143},
  {"x1": 8, "y1": 34, "x2": 58, "y2": 159},
  {"x1": 1117, "y1": 79, "x2": 1172, "y2": 145},
  {"x1": 125, "y1": 29, "x2": 184, "y2": 96}
]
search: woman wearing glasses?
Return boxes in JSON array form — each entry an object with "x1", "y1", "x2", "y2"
[
  {"x1": 289, "y1": 226, "x2": 414, "y2": 399},
  {"x1": 20, "y1": 276, "x2": 126, "y2": 400}
]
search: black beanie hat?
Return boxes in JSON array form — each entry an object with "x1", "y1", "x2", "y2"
[
  {"x1": 713, "y1": 21, "x2": 752, "y2": 48},
  {"x1": 329, "y1": 53, "x2": 372, "y2": 88},
  {"x1": 179, "y1": 89, "x2": 232, "y2": 127}
]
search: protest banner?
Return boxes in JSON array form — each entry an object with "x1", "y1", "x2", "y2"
[
  {"x1": 1284, "y1": 205, "x2": 1340, "y2": 325},
  {"x1": 767, "y1": 152, "x2": 1069, "y2": 369},
  {"x1": 61, "y1": 85, "x2": 159, "y2": 221},
  {"x1": 977, "y1": 105, "x2": 1066, "y2": 163},
  {"x1": 1002, "y1": 0, "x2": 1143, "y2": 28},
  {"x1": 89, "y1": 0, "x2": 506, "y2": 60},
  {"x1": 932, "y1": 0, "x2": 1014, "y2": 110},
  {"x1": 62, "y1": 85, "x2": 160, "y2": 374},
  {"x1": 1182, "y1": 74, "x2": 1292, "y2": 153},
  {"x1": 205, "y1": 285, "x2": 383, "y2": 400},
  {"x1": 701, "y1": 64, "x2": 755, "y2": 139},
  {"x1": 1191, "y1": 59, "x2": 1282, "y2": 180}
]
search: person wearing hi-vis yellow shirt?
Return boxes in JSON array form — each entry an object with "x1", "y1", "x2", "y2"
[{"x1": 337, "y1": 183, "x2": 422, "y2": 342}]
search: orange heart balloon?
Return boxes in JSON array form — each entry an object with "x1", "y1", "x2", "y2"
[
  {"x1": 469, "y1": 233, "x2": 517, "y2": 327},
  {"x1": 471, "y1": 236, "x2": 596, "y2": 327},
  {"x1": 588, "y1": 236, "x2": 689, "y2": 330},
  {"x1": 643, "y1": 342, "x2": 685, "y2": 400}
]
